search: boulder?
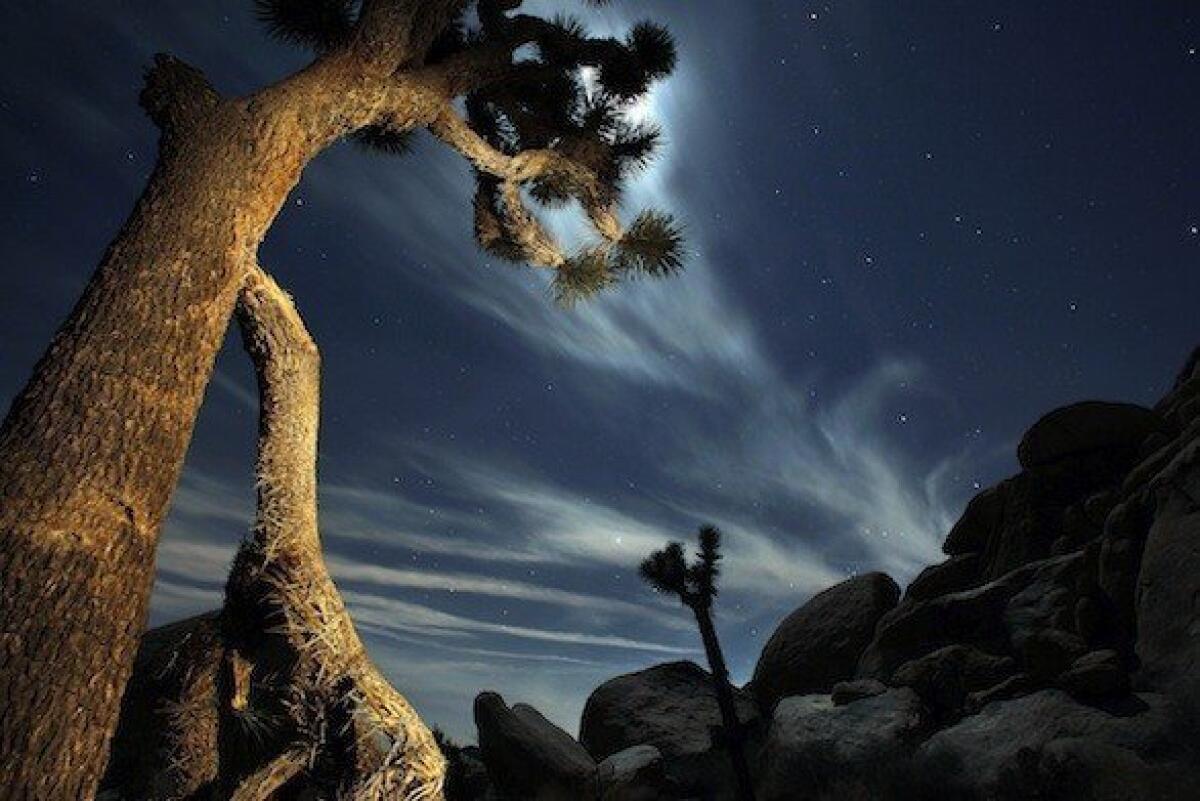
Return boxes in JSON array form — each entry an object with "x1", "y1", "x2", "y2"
[
  {"x1": 475, "y1": 692, "x2": 595, "y2": 801},
  {"x1": 891, "y1": 645, "x2": 1016, "y2": 717},
  {"x1": 751, "y1": 572, "x2": 900, "y2": 711},
  {"x1": 1097, "y1": 494, "x2": 1155, "y2": 645},
  {"x1": 831, "y1": 678, "x2": 887, "y2": 706},
  {"x1": 944, "y1": 484, "x2": 1006, "y2": 556},
  {"x1": 756, "y1": 689, "x2": 925, "y2": 801},
  {"x1": 948, "y1": 471, "x2": 1110, "y2": 582},
  {"x1": 905, "y1": 554, "x2": 981, "y2": 601},
  {"x1": 1019, "y1": 629, "x2": 1088, "y2": 683},
  {"x1": 965, "y1": 673, "x2": 1031, "y2": 714},
  {"x1": 579, "y1": 661, "x2": 759, "y2": 798},
  {"x1": 1057, "y1": 650, "x2": 1129, "y2": 700},
  {"x1": 914, "y1": 689, "x2": 1191, "y2": 800},
  {"x1": 1136, "y1": 472, "x2": 1200, "y2": 719},
  {"x1": 1154, "y1": 345, "x2": 1200, "y2": 428},
  {"x1": 1002, "y1": 549, "x2": 1091, "y2": 654},
  {"x1": 595, "y1": 745, "x2": 663, "y2": 801},
  {"x1": 1017, "y1": 401, "x2": 1171, "y2": 470},
  {"x1": 858, "y1": 551, "x2": 1085, "y2": 682}
]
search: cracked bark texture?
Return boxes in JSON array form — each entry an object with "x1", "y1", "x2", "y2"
[{"x1": 102, "y1": 267, "x2": 444, "y2": 800}]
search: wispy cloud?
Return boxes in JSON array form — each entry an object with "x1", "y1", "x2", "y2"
[
  {"x1": 343, "y1": 590, "x2": 695, "y2": 655},
  {"x1": 142, "y1": 0, "x2": 977, "y2": 744}
]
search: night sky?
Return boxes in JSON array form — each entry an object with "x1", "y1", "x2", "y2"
[{"x1": 1, "y1": 2, "x2": 1197, "y2": 741}]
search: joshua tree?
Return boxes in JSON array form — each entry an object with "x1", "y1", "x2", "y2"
[
  {"x1": 0, "y1": 1, "x2": 682, "y2": 795},
  {"x1": 102, "y1": 265, "x2": 445, "y2": 799},
  {"x1": 640, "y1": 526, "x2": 756, "y2": 801}
]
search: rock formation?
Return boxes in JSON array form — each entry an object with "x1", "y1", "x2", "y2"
[{"x1": 457, "y1": 344, "x2": 1200, "y2": 801}]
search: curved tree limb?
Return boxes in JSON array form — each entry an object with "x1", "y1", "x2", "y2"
[{"x1": 102, "y1": 266, "x2": 445, "y2": 800}]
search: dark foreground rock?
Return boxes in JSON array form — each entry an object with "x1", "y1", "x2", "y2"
[
  {"x1": 756, "y1": 689, "x2": 925, "y2": 801},
  {"x1": 475, "y1": 692, "x2": 595, "y2": 800},
  {"x1": 751, "y1": 572, "x2": 899, "y2": 712},
  {"x1": 595, "y1": 745, "x2": 665, "y2": 801},
  {"x1": 580, "y1": 661, "x2": 760, "y2": 798},
  {"x1": 914, "y1": 690, "x2": 1197, "y2": 800}
]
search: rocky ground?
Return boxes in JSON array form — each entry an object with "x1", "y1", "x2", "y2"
[{"x1": 449, "y1": 345, "x2": 1200, "y2": 801}]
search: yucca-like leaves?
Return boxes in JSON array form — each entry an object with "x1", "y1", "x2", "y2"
[
  {"x1": 530, "y1": 176, "x2": 575, "y2": 207},
  {"x1": 536, "y1": 15, "x2": 590, "y2": 66},
  {"x1": 688, "y1": 525, "x2": 722, "y2": 600},
  {"x1": 552, "y1": 247, "x2": 614, "y2": 306},
  {"x1": 352, "y1": 124, "x2": 416, "y2": 156},
  {"x1": 596, "y1": 21, "x2": 676, "y2": 99},
  {"x1": 641, "y1": 527, "x2": 724, "y2": 606},
  {"x1": 611, "y1": 122, "x2": 662, "y2": 175},
  {"x1": 628, "y1": 21, "x2": 677, "y2": 80},
  {"x1": 613, "y1": 210, "x2": 685, "y2": 277},
  {"x1": 639, "y1": 542, "x2": 689, "y2": 597},
  {"x1": 254, "y1": 0, "x2": 355, "y2": 50},
  {"x1": 597, "y1": 49, "x2": 652, "y2": 100}
]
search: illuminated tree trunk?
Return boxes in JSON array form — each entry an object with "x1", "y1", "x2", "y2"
[
  {"x1": 0, "y1": 53, "x2": 431, "y2": 797},
  {"x1": 101, "y1": 266, "x2": 444, "y2": 800}
]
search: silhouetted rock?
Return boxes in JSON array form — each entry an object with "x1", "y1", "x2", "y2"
[
  {"x1": 579, "y1": 661, "x2": 759, "y2": 798},
  {"x1": 1017, "y1": 401, "x2": 1170, "y2": 470},
  {"x1": 905, "y1": 553, "x2": 981, "y2": 601},
  {"x1": 1155, "y1": 346, "x2": 1200, "y2": 428},
  {"x1": 751, "y1": 572, "x2": 900, "y2": 712},
  {"x1": 757, "y1": 689, "x2": 925, "y2": 801},
  {"x1": 595, "y1": 745, "x2": 664, "y2": 801},
  {"x1": 831, "y1": 678, "x2": 887, "y2": 706},
  {"x1": 475, "y1": 692, "x2": 595, "y2": 801},
  {"x1": 943, "y1": 484, "x2": 1005, "y2": 556}
]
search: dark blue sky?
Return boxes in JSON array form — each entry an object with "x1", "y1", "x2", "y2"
[{"x1": 1, "y1": 1, "x2": 1196, "y2": 740}]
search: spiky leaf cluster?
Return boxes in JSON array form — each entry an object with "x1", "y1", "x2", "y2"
[
  {"x1": 613, "y1": 210, "x2": 685, "y2": 277},
  {"x1": 639, "y1": 542, "x2": 688, "y2": 597},
  {"x1": 351, "y1": 124, "x2": 416, "y2": 156},
  {"x1": 254, "y1": 0, "x2": 355, "y2": 50},
  {"x1": 552, "y1": 247, "x2": 615, "y2": 306},
  {"x1": 640, "y1": 525, "x2": 725, "y2": 608}
]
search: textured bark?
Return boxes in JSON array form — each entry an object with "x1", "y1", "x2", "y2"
[
  {"x1": 101, "y1": 267, "x2": 444, "y2": 800},
  {"x1": 0, "y1": 50, "x2": 436, "y2": 798}
]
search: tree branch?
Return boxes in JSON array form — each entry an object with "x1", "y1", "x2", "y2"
[
  {"x1": 429, "y1": 101, "x2": 622, "y2": 265},
  {"x1": 354, "y1": 0, "x2": 470, "y2": 74},
  {"x1": 140, "y1": 53, "x2": 220, "y2": 136}
]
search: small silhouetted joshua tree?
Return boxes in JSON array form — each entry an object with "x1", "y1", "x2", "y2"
[{"x1": 640, "y1": 526, "x2": 756, "y2": 801}]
